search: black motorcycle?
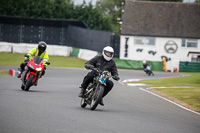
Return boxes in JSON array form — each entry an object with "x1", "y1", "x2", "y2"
[
  {"x1": 144, "y1": 65, "x2": 154, "y2": 76},
  {"x1": 80, "y1": 70, "x2": 111, "y2": 110}
]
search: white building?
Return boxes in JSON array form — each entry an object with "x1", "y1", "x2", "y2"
[{"x1": 120, "y1": 1, "x2": 200, "y2": 72}]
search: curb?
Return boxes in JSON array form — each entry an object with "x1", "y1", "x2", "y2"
[{"x1": 9, "y1": 69, "x2": 19, "y2": 77}]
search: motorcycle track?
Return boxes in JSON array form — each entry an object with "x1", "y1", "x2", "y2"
[{"x1": 0, "y1": 66, "x2": 199, "y2": 133}]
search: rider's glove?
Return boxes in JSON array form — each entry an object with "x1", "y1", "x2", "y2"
[
  {"x1": 93, "y1": 68, "x2": 99, "y2": 75},
  {"x1": 85, "y1": 64, "x2": 94, "y2": 70},
  {"x1": 24, "y1": 58, "x2": 29, "y2": 63},
  {"x1": 112, "y1": 75, "x2": 120, "y2": 81}
]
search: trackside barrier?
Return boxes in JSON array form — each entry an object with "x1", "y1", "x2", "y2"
[
  {"x1": 4, "y1": 42, "x2": 199, "y2": 72},
  {"x1": 179, "y1": 61, "x2": 200, "y2": 72},
  {"x1": 0, "y1": 42, "x2": 73, "y2": 56},
  {"x1": 9, "y1": 69, "x2": 19, "y2": 77},
  {"x1": 78, "y1": 49, "x2": 98, "y2": 60},
  {"x1": 70, "y1": 48, "x2": 79, "y2": 57},
  {"x1": 47, "y1": 45, "x2": 72, "y2": 56},
  {"x1": 113, "y1": 58, "x2": 163, "y2": 71},
  {"x1": 0, "y1": 42, "x2": 97, "y2": 61},
  {"x1": 12, "y1": 44, "x2": 37, "y2": 53},
  {"x1": 0, "y1": 43, "x2": 12, "y2": 52}
]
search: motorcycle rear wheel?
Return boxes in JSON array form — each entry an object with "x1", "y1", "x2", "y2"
[
  {"x1": 25, "y1": 74, "x2": 35, "y2": 91},
  {"x1": 90, "y1": 85, "x2": 104, "y2": 110}
]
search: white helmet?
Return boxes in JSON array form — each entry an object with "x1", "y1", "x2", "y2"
[
  {"x1": 102, "y1": 46, "x2": 114, "y2": 61},
  {"x1": 143, "y1": 60, "x2": 146, "y2": 64}
]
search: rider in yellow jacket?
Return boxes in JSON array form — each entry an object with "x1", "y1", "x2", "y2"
[{"x1": 17, "y1": 41, "x2": 49, "y2": 78}]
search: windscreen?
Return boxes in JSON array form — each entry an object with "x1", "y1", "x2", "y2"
[{"x1": 33, "y1": 56, "x2": 42, "y2": 64}]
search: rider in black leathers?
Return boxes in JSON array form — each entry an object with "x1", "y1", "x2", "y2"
[{"x1": 79, "y1": 46, "x2": 120, "y2": 106}]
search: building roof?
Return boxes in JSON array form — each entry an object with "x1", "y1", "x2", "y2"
[{"x1": 121, "y1": 1, "x2": 200, "y2": 38}]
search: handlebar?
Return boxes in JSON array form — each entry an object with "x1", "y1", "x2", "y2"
[{"x1": 24, "y1": 54, "x2": 30, "y2": 58}]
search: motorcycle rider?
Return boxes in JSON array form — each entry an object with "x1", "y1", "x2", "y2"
[
  {"x1": 78, "y1": 46, "x2": 120, "y2": 106},
  {"x1": 17, "y1": 41, "x2": 49, "y2": 79},
  {"x1": 142, "y1": 60, "x2": 148, "y2": 74},
  {"x1": 142, "y1": 60, "x2": 154, "y2": 76}
]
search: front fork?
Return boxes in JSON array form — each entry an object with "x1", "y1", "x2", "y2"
[{"x1": 26, "y1": 72, "x2": 37, "y2": 83}]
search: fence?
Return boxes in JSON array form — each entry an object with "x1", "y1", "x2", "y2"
[
  {"x1": 0, "y1": 16, "x2": 118, "y2": 54},
  {"x1": 179, "y1": 61, "x2": 200, "y2": 72}
]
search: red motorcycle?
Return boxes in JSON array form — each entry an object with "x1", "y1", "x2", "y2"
[{"x1": 20, "y1": 55, "x2": 50, "y2": 91}]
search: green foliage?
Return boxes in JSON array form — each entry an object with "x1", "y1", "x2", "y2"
[
  {"x1": 96, "y1": 0, "x2": 125, "y2": 34},
  {"x1": 196, "y1": 0, "x2": 200, "y2": 3},
  {"x1": 72, "y1": 2, "x2": 112, "y2": 31},
  {"x1": 0, "y1": 0, "x2": 112, "y2": 32}
]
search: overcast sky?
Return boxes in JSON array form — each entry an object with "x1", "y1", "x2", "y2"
[
  {"x1": 73, "y1": 0, "x2": 195, "y2": 5},
  {"x1": 73, "y1": 0, "x2": 97, "y2": 5},
  {"x1": 183, "y1": 0, "x2": 195, "y2": 2}
]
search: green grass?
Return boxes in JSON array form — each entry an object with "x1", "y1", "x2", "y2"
[
  {"x1": 0, "y1": 70, "x2": 9, "y2": 75},
  {"x1": 130, "y1": 73, "x2": 200, "y2": 112},
  {"x1": 133, "y1": 73, "x2": 200, "y2": 87},
  {"x1": 48, "y1": 56, "x2": 86, "y2": 68},
  {"x1": 0, "y1": 52, "x2": 86, "y2": 68},
  {"x1": 155, "y1": 87, "x2": 200, "y2": 112}
]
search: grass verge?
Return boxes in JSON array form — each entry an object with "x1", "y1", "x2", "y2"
[
  {"x1": 0, "y1": 52, "x2": 86, "y2": 68},
  {"x1": 0, "y1": 70, "x2": 9, "y2": 75},
  {"x1": 130, "y1": 73, "x2": 200, "y2": 112}
]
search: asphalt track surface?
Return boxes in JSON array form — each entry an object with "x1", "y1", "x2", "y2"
[{"x1": 0, "y1": 66, "x2": 200, "y2": 133}]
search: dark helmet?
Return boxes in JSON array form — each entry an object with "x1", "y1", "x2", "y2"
[{"x1": 38, "y1": 41, "x2": 47, "y2": 53}]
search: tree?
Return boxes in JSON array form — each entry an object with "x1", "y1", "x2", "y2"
[
  {"x1": 51, "y1": 0, "x2": 74, "y2": 19},
  {"x1": 72, "y1": 2, "x2": 112, "y2": 31},
  {"x1": 96, "y1": 0, "x2": 125, "y2": 34},
  {"x1": 196, "y1": 0, "x2": 200, "y2": 3},
  {"x1": 0, "y1": 0, "x2": 112, "y2": 32}
]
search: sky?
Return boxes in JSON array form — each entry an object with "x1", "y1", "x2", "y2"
[
  {"x1": 73, "y1": 0, "x2": 195, "y2": 5},
  {"x1": 183, "y1": 0, "x2": 195, "y2": 2},
  {"x1": 73, "y1": 0, "x2": 98, "y2": 5}
]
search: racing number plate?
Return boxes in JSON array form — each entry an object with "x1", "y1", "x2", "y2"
[{"x1": 99, "y1": 76, "x2": 105, "y2": 83}]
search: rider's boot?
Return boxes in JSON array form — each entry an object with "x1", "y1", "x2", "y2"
[
  {"x1": 17, "y1": 67, "x2": 23, "y2": 78},
  {"x1": 39, "y1": 70, "x2": 45, "y2": 78},
  {"x1": 34, "y1": 77, "x2": 39, "y2": 86},
  {"x1": 17, "y1": 72, "x2": 22, "y2": 78},
  {"x1": 152, "y1": 72, "x2": 154, "y2": 76},
  {"x1": 78, "y1": 87, "x2": 85, "y2": 98},
  {"x1": 99, "y1": 99, "x2": 104, "y2": 106}
]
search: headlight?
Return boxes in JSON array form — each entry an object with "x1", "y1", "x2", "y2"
[{"x1": 36, "y1": 68, "x2": 42, "y2": 71}]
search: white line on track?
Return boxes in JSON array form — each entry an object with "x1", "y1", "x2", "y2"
[
  {"x1": 139, "y1": 87, "x2": 200, "y2": 116},
  {"x1": 118, "y1": 80, "x2": 125, "y2": 85}
]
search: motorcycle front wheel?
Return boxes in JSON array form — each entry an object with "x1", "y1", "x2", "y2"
[
  {"x1": 21, "y1": 84, "x2": 25, "y2": 90},
  {"x1": 80, "y1": 98, "x2": 87, "y2": 108},
  {"x1": 25, "y1": 74, "x2": 35, "y2": 91},
  {"x1": 90, "y1": 85, "x2": 104, "y2": 110}
]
